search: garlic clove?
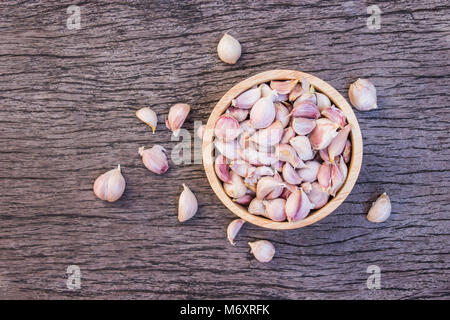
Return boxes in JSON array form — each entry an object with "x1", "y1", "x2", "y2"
[
  {"x1": 178, "y1": 184, "x2": 198, "y2": 222},
  {"x1": 265, "y1": 172, "x2": 284, "y2": 200},
  {"x1": 291, "y1": 100, "x2": 320, "y2": 119},
  {"x1": 317, "y1": 162, "x2": 332, "y2": 191},
  {"x1": 233, "y1": 194, "x2": 254, "y2": 206},
  {"x1": 297, "y1": 160, "x2": 321, "y2": 183},
  {"x1": 367, "y1": 193, "x2": 391, "y2": 223},
  {"x1": 238, "y1": 131, "x2": 252, "y2": 150},
  {"x1": 291, "y1": 117, "x2": 316, "y2": 135},
  {"x1": 136, "y1": 107, "x2": 158, "y2": 133},
  {"x1": 239, "y1": 120, "x2": 256, "y2": 135},
  {"x1": 139, "y1": 145, "x2": 169, "y2": 174},
  {"x1": 250, "y1": 120, "x2": 284, "y2": 147},
  {"x1": 315, "y1": 92, "x2": 331, "y2": 111},
  {"x1": 289, "y1": 135, "x2": 314, "y2": 161},
  {"x1": 248, "y1": 198, "x2": 265, "y2": 215},
  {"x1": 270, "y1": 80, "x2": 298, "y2": 95},
  {"x1": 230, "y1": 159, "x2": 255, "y2": 178},
  {"x1": 330, "y1": 160, "x2": 346, "y2": 196},
  {"x1": 282, "y1": 162, "x2": 302, "y2": 185},
  {"x1": 223, "y1": 171, "x2": 247, "y2": 199},
  {"x1": 309, "y1": 118, "x2": 339, "y2": 150},
  {"x1": 250, "y1": 96, "x2": 276, "y2": 129},
  {"x1": 285, "y1": 189, "x2": 314, "y2": 222},
  {"x1": 215, "y1": 139, "x2": 240, "y2": 161},
  {"x1": 215, "y1": 114, "x2": 240, "y2": 142},
  {"x1": 275, "y1": 144, "x2": 306, "y2": 169},
  {"x1": 249, "y1": 240, "x2": 275, "y2": 263},
  {"x1": 289, "y1": 83, "x2": 304, "y2": 102},
  {"x1": 217, "y1": 33, "x2": 242, "y2": 65},
  {"x1": 343, "y1": 139, "x2": 352, "y2": 164},
  {"x1": 259, "y1": 83, "x2": 275, "y2": 98},
  {"x1": 197, "y1": 124, "x2": 205, "y2": 140},
  {"x1": 294, "y1": 92, "x2": 317, "y2": 105},
  {"x1": 306, "y1": 182, "x2": 330, "y2": 209},
  {"x1": 280, "y1": 126, "x2": 296, "y2": 144},
  {"x1": 263, "y1": 198, "x2": 287, "y2": 222},
  {"x1": 301, "y1": 181, "x2": 312, "y2": 193},
  {"x1": 215, "y1": 154, "x2": 232, "y2": 183},
  {"x1": 328, "y1": 124, "x2": 352, "y2": 162},
  {"x1": 348, "y1": 78, "x2": 378, "y2": 111},
  {"x1": 232, "y1": 87, "x2": 261, "y2": 109},
  {"x1": 321, "y1": 105, "x2": 347, "y2": 128},
  {"x1": 227, "y1": 219, "x2": 245, "y2": 245},
  {"x1": 226, "y1": 107, "x2": 249, "y2": 122},
  {"x1": 256, "y1": 176, "x2": 285, "y2": 200},
  {"x1": 273, "y1": 93, "x2": 289, "y2": 102},
  {"x1": 319, "y1": 148, "x2": 330, "y2": 162},
  {"x1": 275, "y1": 103, "x2": 291, "y2": 128},
  {"x1": 93, "y1": 164, "x2": 126, "y2": 202},
  {"x1": 166, "y1": 103, "x2": 190, "y2": 137}
]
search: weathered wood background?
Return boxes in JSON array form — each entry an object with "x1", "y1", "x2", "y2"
[{"x1": 0, "y1": 0, "x2": 449, "y2": 300}]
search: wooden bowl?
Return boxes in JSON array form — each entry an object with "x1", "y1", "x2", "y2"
[{"x1": 202, "y1": 70, "x2": 363, "y2": 230}]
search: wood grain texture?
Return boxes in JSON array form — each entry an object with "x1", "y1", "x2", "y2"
[
  {"x1": 0, "y1": 0, "x2": 449, "y2": 299},
  {"x1": 202, "y1": 69, "x2": 363, "y2": 230}
]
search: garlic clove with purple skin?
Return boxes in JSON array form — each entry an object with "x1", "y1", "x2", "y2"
[
  {"x1": 289, "y1": 135, "x2": 314, "y2": 161},
  {"x1": 367, "y1": 193, "x2": 391, "y2": 223},
  {"x1": 93, "y1": 164, "x2": 126, "y2": 202},
  {"x1": 227, "y1": 219, "x2": 245, "y2": 245},
  {"x1": 250, "y1": 121, "x2": 284, "y2": 147},
  {"x1": 309, "y1": 118, "x2": 339, "y2": 150},
  {"x1": 256, "y1": 176, "x2": 285, "y2": 200},
  {"x1": 330, "y1": 160, "x2": 346, "y2": 196},
  {"x1": 282, "y1": 162, "x2": 302, "y2": 185},
  {"x1": 328, "y1": 124, "x2": 352, "y2": 162},
  {"x1": 270, "y1": 80, "x2": 298, "y2": 94},
  {"x1": 233, "y1": 194, "x2": 253, "y2": 206},
  {"x1": 250, "y1": 96, "x2": 276, "y2": 129},
  {"x1": 306, "y1": 182, "x2": 330, "y2": 209},
  {"x1": 265, "y1": 172, "x2": 285, "y2": 200},
  {"x1": 215, "y1": 114, "x2": 240, "y2": 142},
  {"x1": 273, "y1": 93, "x2": 289, "y2": 102},
  {"x1": 230, "y1": 159, "x2": 255, "y2": 178},
  {"x1": 317, "y1": 162, "x2": 332, "y2": 191},
  {"x1": 294, "y1": 92, "x2": 317, "y2": 105},
  {"x1": 178, "y1": 184, "x2": 198, "y2": 222},
  {"x1": 166, "y1": 103, "x2": 190, "y2": 137},
  {"x1": 275, "y1": 144, "x2": 306, "y2": 169},
  {"x1": 139, "y1": 145, "x2": 169, "y2": 174},
  {"x1": 297, "y1": 160, "x2": 321, "y2": 183},
  {"x1": 215, "y1": 139, "x2": 240, "y2": 161},
  {"x1": 263, "y1": 198, "x2": 287, "y2": 222},
  {"x1": 280, "y1": 127, "x2": 296, "y2": 144},
  {"x1": 136, "y1": 107, "x2": 158, "y2": 133},
  {"x1": 285, "y1": 189, "x2": 314, "y2": 222},
  {"x1": 349, "y1": 78, "x2": 378, "y2": 111},
  {"x1": 245, "y1": 166, "x2": 275, "y2": 183},
  {"x1": 239, "y1": 120, "x2": 256, "y2": 135},
  {"x1": 275, "y1": 103, "x2": 291, "y2": 128},
  {"x1": 318, "y1": 148, "x2": 330, "y2": 162},
  {"x1": 301, "y1": 182, "x2": 312, "y2": 193},
  {"x1": 321, "y1": 105, "x2": 347, "y2": 128},
  {"x1": 248, "y1": 198, "x2": 265, "y2": 215},
  {"x1": 343, "y1": 139, "x2": 352, "y2": 163},
  {"x1": 249, "y1": 240, "x2": 275, "y2": 263},
  {"x1": 232, "y1": 87, "x2": 261, "y2": 109},
  {"x1": 315, "y1": 92, "x2": 331, "y2": 111},
  {"x1": 214, "y1": 154, "x2": 231, "y2": 183},
  {"x1": 226, "y1": 107, "x2": 249, "y2": 122},
  {"x1": 223, "y1": 171, "x2": 247, "y2": 199},
  {"x1": 259, "y1": 83, "x2": 275, "y2": 98},
  {"x1": 289, "y1": 83, "x2": 304, "y2": 102},
  {"x1": 217, "y1": 33, "x2": 241, "y2": 65},
  {"x1": 291, "y1": 101, "x2": 320, "y2": 119},
  {"x1": 291, "y1": 117, "x2": 316, "y2": 135}
]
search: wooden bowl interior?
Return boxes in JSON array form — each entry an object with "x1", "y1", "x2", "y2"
[{"x1": 202, "y1": 70, "x2": 363, "y2": 230}]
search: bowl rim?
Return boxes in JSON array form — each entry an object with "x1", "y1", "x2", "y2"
[{"x1": 202, "y1": 69, "x2": 363, "y2": 230}]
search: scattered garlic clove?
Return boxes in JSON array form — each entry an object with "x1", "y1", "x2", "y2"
[
  {"x1": 321, "y1": 105, "x2": 347, "y2": 128},
  {"x1": 136, "y1": 107, "x2": 158, "y2": 133},
  {"x1": 343, "y1": 139, "x2": 352, "y2": 163},
  {"x1": 248, "y1": 198, "x2": 265, "y2": 215},
  {"x1": 280, "y1": 126, "x2": 296, "y2": 144},
  {"x1": 250, "y1": 96, "x2": 276, "y2": 129},
  {"x1": 227, "y1": 219, "x2": 245, "y2": 245},
  {"x1": 249, "y1": 240, "x2": 275, "y2": 263},
  {"x1": 227, "y1": 107, "x2": 249, "y2": 122},
  {"x1": 275, "y1": 144, "x2": 306, "y2": 169},
  {"x1": 328, "y1": 124, "x2": 352, "y2": 162},
  {"x1": 93, "y1": 164, "x2": 126, "y2": 202},
  {"x1": 291, "y1": 117, "x2": 316, "y2": 135},
  {"x1": 270, "y1": 80, "x2": 298, "y2": 94},
  {"x1": 289, "y1": 135, "x2": 314, "y2": 161},
  {"x1": 215, "y1": 139, "x2": 240, "y2": 161},
  {"x1": 315, "y1": 92, "x2": 331, "y2": 111},
  {"x1": 250, "y1": 120, "x2": 284, "y2": 147},
  {"x1": 285, "y1": 189, "x2": 314, "y2": 222},
  {"x1": 166, "y1": 103, "x2": 190, "y2": 137},
  {"x1": 232, "y1": 87, "x2": 261, "y2": 109},
  {"x1": 263, "y1": 198, "x2": 287, "y2": 222},
  {"x1": 309, "y1": 118, "x2": 339, "y2": 150},
  {"x1": 348, "y1": 78, "x2": 378, "y2": 111},
  {"x1": 289, "y1": 83, "x2": 304, "y2": 102},
  {"x1": 197, "y1": 124, "x2": 205, "y2": 140},
  {"x1": 215, "y1": 154, "x2": 232, "y2": 183},
  {"x1": 256, "y1": 176, "x2": 285, "y2": 200},
  {"x1": 233, "y1": 194, "x2": 253, "y2": 206},
  {"x1": 178, "y1": 184, "x2": 198, "y2": 222},
  {"x1": 291, "y1": 100, "x2": 320, "y2": 119},
  {"x1": 215, "y1": 114, "x2": 240, "y2": 142},
  {"x1": 230, "y1": 159, "x2": 255, "y2": 178},
  {"x1": 275, "y1": 103, "x2": 291, "y2": 128},
  {"x1": 306, "y1": 182, "x2": 329, "y2": 209},
  {"x1": 217, "y1": 33, "x2": 242, "y2": 65},
  {"x1": 297, "y1": 160, "x2": 321, "y2": 182},
  {"x1": 139, "y1": 145, "x2": 169, "y2": 174},
  {"x1": 282, "y1": 162, "x2": 302, "y2": 185},
  {"x1": 223, "y1": 171, "x2": 247, "y2": 199},
  {"x1": 367, "y1": 193, "x2": 391, "y2": 223}
]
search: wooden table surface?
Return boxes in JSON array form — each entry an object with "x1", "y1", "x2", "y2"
[{"x1": 0, "y1": 0, "x2": 449, "y2": 300}]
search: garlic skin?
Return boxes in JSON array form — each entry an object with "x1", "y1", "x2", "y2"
[
  {"x1": 197, "y1": 124, "x2": 205, "y2": 140},
  {"x1": 315, "y1": 92, "x2": 331, "y2": 111},
  {"x1": 248, "y1": 240, "x2": 275, "y2": 263},
  {"x1": 215, "y1": 154, "x2": 232, "y2": 183},
  {"x1": 348, "y1": 78, "x2": 378, "y2": 111},
  {"x1": 139, "y1": 145, "x2": 169, "y2": 174},
  {"x1": 178, "y1": 184, "x2": 198, "y2": 222},
  {"x1": 289, "y1": 135, "x2": 314, "y2": 161},
  {"x1": 270, "y1": 80, "x2": 298, "y2": 94},
  {"x1": 232, "y1": 87, "x2": 261, "y2": 109},
  {"x1": 309, "y1": 118, "x2": 339, "y2": 150},
  {"x1": 136, "y1": 107, "x2": 157, "y2": 133},
  {"x1": 166, "y1": 103, "x2": 190, "y2": 137},
  {"x1": 250, "y1": 96, "x2": 276, "y2": 129},
  {"x1": 217, "y1": 33, "x2": 242, "y2": 65},
  {"x1": 93, "y1": 164, "x2": 126, "y2": 202},
  {"x1": 227, "y1": 219, "x2": 245, "y2": 245},
  {"x1": 297, "y1": 160, "x2": 321, "y2": 182},
  {"x1": 256, "y1": 176, "x2": 285, "y2": 200},
  {"x1": 215, "y1": 114, "x2": 240, "y2": 142},
  {"x1": 328, "y1": 124, "x2": 352, "y2": 161},
  {"x1": 263, "y1": 198, "x2": 287, "y2": 221},
  {"x1": 291, "y1": 117, "x2": 316, "y2": 135},
  {"x1": 223, "y1": 171, "x2": 247, "y2": 199},
  {"x1": 367, "y1": 193, "x2": 391, "y2": 223}
]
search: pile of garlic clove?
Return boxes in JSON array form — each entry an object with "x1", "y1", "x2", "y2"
[{"x1": 213, "y1": 78, "x2": 353, "y2": 223}]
